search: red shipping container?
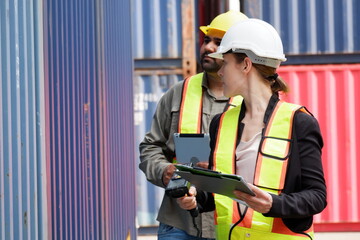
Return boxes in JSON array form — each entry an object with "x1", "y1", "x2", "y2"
[{"x1": 278, "y1": 64, "x2": 360, "y2": 232}]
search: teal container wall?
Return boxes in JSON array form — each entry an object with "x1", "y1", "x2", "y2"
[
  {"x1": 134, "y1": 74, "x2": 183, "y2": 225},
  {"x1": 132, "y1": 0, "x2": 186, "y2": 227},
  {"x1": 42, "y1": 0, "x2": 135, "y2": 239},
  {"x1": 132, "y1": 0, "x2": 182, "y2": 58},
  {"x1": 0, "y1": 0, "x2": 47, "y2": 239}
]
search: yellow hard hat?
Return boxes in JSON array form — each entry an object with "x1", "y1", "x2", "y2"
[{"x1": 199, "y1": 10, "x2": 248, "y2": 37}]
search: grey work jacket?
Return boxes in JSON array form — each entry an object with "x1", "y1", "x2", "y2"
[{"x1": 139, "y1": 73, "x2": 230, "y2": 238}]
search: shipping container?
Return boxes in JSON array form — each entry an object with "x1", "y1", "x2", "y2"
[
  {"x1": 1, "y1": 0, "x2": 136, "y2": 239},
  {"x1": 132, "y1": 0, "x2": 195, "y2": 228},
  {"x1": 0, "y1": 0, "x2": 47, "y2": 239},
  {"x1": 278, "y1": 64, "x2": 360, "y2": 231},
  {"x1": 242, "y1": 0, "x2": 360, "y2": 65},
  {"x1": 134, "y1": 74, "x2": 183, "y2": 226},
  {"x1": 43, "y1": 0, "x2": 136, "y2": 239}
]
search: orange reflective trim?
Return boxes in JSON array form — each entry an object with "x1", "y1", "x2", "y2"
[
  {"x1": 253, "y1": 154, "x2": 263, "y2": 186},
  {"x1": 178, "y1": 77, "x2": 190, "y2": 131},
  {"x1": 213, "y1": 107, "x2": 239, "y2": 173},
  {"x1": 196, "y1": 100, "x2": 202, "y2": 132},
  {"x1": 272, "y1": 218, "x2": 314, "y2": 236},
  {"x1": 232, "y1": 201, "x2": 240, "y2": 224},
  {"x1": 240, "y1": 208, "x2": 253, "y2": 228},
  {"x1": 264, "y1": 101, "x2": 283, "y2": 135},
  {"x1": 254, "y1": 101, "x2": 283, "y2": 187},
  {"x1": 213, "y1": 107, "x2": 241, "y2": 239},
  {"x1": 214, "y1": 207, "x2": 218, "y2": 225},
  {"x1": 278, "y1": 159, "x2": 288, "y2": 189},
  {"x1": 227, "y1": 95, "x2": 243, "y2": 110},
  {"x1": 212, "y1": 113, "x2": 225, "y2": 171}
]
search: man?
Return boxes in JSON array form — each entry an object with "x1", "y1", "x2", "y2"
[{"x1": 139, "y1": 10, "x2": 248, "y2": 239}]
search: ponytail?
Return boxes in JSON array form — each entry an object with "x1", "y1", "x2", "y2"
[{"x1": 252, "y1": 63, "x2": 289, "y2": 93}]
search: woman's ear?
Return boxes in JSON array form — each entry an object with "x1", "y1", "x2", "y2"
[{"x1": 243, "y1": 57, "x2": 252, "y2": 73}]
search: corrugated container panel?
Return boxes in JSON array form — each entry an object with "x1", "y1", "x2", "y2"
[
  {"x1": 243, "y1": 0, "x2": 360, "y2": 54},
  {"x1": 43, "y1": 0, "x2": 101, "y2": 238},
  {"x1": 278, "y1": 64, "x2": 360, "y2": 230},
  {"x1": 0, "y1": 0, "x2": 47, "y2": 239},
  {"x1": 100, "y1": 0, "x2": 137, "y2": 239},
  {"x1": 132, "y1": 0, "x2": 182, "y2": 58},
  {"x1": 44, "y1": 0, "x2": 136, "y2": 239},
  {"x1": 134, "y1": 74, "x2": 183, "y2": 226},
  {"x1": 43, "y1": 0, "x2": 136, "y2": 239}
]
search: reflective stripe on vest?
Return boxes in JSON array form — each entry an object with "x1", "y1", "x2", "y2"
[
  {"x1": 178, "y1": 73, "x2": 204, "y2": 133},
  {"x1": 178, "y1": 72, "x2": 243, "y2": 133},
  {"x1": 213, "y1": 106, "x2": 241, "y2": 240},
  {"x1": 175, "y1": 73, "x2": 243, "y2": 163},
  {"x1": 227, "y1": 95, "x2": 243, "y2": 111},
  {"x1": 213, "y1": 101, "x2": 314, "y2": 239}
]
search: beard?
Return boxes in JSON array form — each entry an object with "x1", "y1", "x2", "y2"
[{"x1": 200, "y1": 53, "x2": 222, "y2": 73}]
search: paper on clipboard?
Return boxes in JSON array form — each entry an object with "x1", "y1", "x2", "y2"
[{"x1": 175, "y1": 165, "x2": 255, "y2": 198}]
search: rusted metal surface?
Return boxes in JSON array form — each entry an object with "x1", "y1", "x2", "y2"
[{"x1": 181, "y1": 0, "x2": 197, "y2": 78}]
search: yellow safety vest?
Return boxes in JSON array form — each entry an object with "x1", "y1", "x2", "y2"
[
  {"x1": 178, "y1": 72, "x2": 243, "y2": 133},
  {"x1": 213, "y1": 101, "x2": 314, "y2": 240}
]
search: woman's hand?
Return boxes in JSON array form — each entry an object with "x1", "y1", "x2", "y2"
[
  {"x1": 233, "y1": 184, "x2": 273, "y2": 213},
  {"x1": 177, "y1": 186, "x2": 197, "y2": 210}
]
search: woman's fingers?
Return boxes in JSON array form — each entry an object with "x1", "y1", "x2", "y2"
[{"x1": 233, "y1": 184, "x2": 273, "y2": 213}]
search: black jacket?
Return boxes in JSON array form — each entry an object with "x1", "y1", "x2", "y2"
[{"x1": 197, "y1": 94, "x2": 327, "y2": 233}]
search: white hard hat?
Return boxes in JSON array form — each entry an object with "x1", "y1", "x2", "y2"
[{"x1": 209, "y1": 18, "x2": 286, "y2": 68}]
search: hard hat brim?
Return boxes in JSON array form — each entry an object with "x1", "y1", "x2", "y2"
[
  {"x1": 208, "y1": 52, "x2": 224, "y2": 60},
  {"x1": 199, "y1": 26, "x2": 209, "y2": 34},
  {"x1": 200, "y1": 26, "x2": 226, "y2": 37},
  {"x1": 209, "y1": 48, "x2": 286, "y2": 68}
]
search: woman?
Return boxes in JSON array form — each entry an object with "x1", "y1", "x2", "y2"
[{"x1": 177, "y1": 19, "x2": 327, "y2": 240}]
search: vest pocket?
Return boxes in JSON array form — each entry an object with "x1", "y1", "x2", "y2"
[
  {"x1": 255, "y1": 136, "x2": 291, "y2": 191},
  {"x1": 259, "y1": 136, "x2": 292, "y2": 160}
]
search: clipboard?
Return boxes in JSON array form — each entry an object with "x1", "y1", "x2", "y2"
[
  {"x1": 173, "y1": 133, "x2": 210, "y2": 164},
  {"x1": 175, "y1": 165, "x2": 255, "y2": 198}
]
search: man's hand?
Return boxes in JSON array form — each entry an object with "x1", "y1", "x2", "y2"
[
  {"x1": 162, "y1": 164, "x2": 176, "y2": 186},
  {"x1": 195, "y1": 161, "x2": 209, "y2": 169},
  {"x1": 177, "y1": 186, "x2": 197, "y2": 210}
]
